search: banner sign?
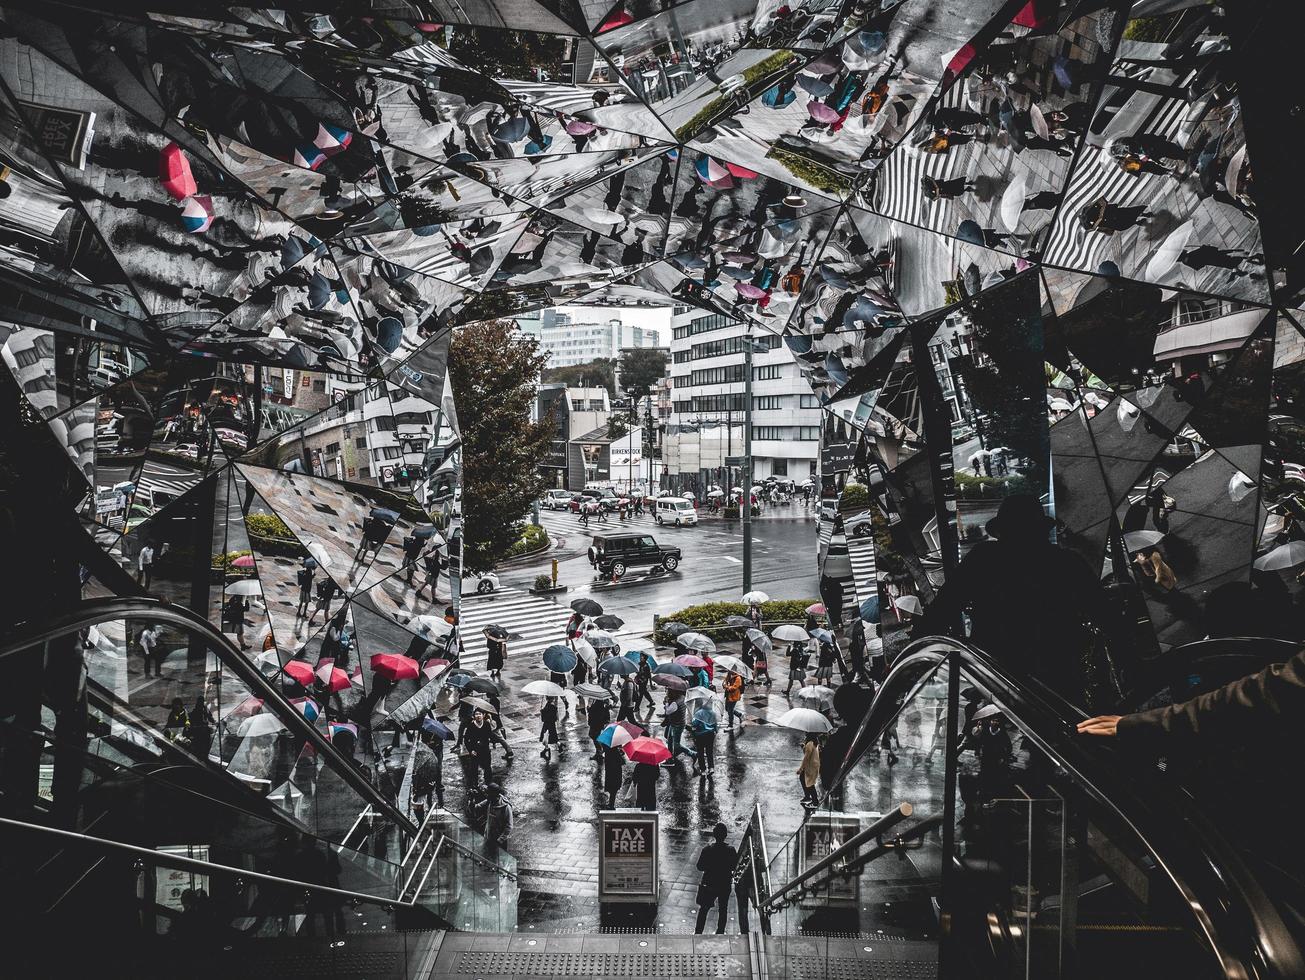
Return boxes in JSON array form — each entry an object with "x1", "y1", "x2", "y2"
[{"x1": 598, "y1": 810, "x2": 658, "y2": 902}]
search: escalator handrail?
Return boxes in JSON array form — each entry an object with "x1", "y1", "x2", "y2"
[
  {"x1": 0, "y1": 595, "x2": 418, "y2": 837},
  {"x1": 832, "y1": 635, "x2": 1303, "y2": 980},
  {"x1": 0, "y1": 815, "x2": 419, "y2": 911}
]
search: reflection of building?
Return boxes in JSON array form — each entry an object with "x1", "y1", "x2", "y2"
[
  {"x1": 1152, "y1": 297, "x2": 1261, "y2": 375},
  {"x1": 663, "y1": 308, "x2": 821, "y2": 492},
  {"x1": 535, "y1": 384, "x2": 611, "y2": 490},
  {"x1": 529, "y1": 309, "x2": 659, "y2": 367}
]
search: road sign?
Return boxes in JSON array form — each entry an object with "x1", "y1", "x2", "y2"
[
  {"x1": 725, "y1": 456, "x2": 745, "y2": 467},
  {"x1": 598, "y1": 810, "x2": 659, "y2": 903},
  {"x1": 382, "y1": 465, "x2": 395, "y2": 482}
]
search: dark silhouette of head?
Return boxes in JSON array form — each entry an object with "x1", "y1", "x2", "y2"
[{"x1": 985, "y1": 493, "x2": 1054, "y2": 544}]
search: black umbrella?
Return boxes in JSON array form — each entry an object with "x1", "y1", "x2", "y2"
[
  {"x1": 660, "y1": 621, "x2": 691, "y2": 637},
  {"x1": 483, "y1": 624, "x2": 510, "y2": 640},
  {"x1": 594, "y1": 614, "x2": 624, "y2": 630},
  {"x1": 598, "y1": 657, "x2": 637, "y2": 676},
  {"x1": 571, "y1": 598, "x2": 604, "y2": 616},
  {"x1": 463, "y1": 677, "x2": 499, "y2": 696},
  {"x1": 492, "y1": 115, "x2": 529, "y2": 142},
  {"x1": 654, "y1": 662, "x2": 692, "y2": 677}
]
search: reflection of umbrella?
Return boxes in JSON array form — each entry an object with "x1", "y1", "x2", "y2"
[
  {"x1": 859, "y1": 596, "x2": 880, "y2": 624},
  {"x1": 1123, "y1": 530, "x2": 1166, "y2": 553},
  {"x1": 999, "y1": 173, "x2": 1028, "y2": 232},
  {"x1": 771, "y1": 624, "x2": 810, "y2": 642},
  {"x1": 674, "y1": 653, "x2": 709, "y2": 669},
  {"x1": 685, "y1": 687, "x2": 716, "y2": 704},
  {"x1": 678, "y1": 632, "x2": 716, "y2": 653},
  {"x1": 232, "y1": 555, "x2": 255, "y2": 568},
  {"x1": 623, "y1": 736, "x2": 671, "y2": 764},
  {"x1": 808, "y1": 102, "x2": 840, "y2": 124},
  {"x1": 291, "y1": 697, "x2": 320, "y2": 721},
  {"x1": 571, "y1": 598, "x2": 603, "y2": 616},
  {"x1": 565, "y1": 119, "x2": 596, "y2": 136},
  {"x1": 370, "y1": 653, "x2": 419, "y2": 681},
  {"x1": 574, "y1": 638, "x2": 598, "y2": 668},
  {"x1": 307, "y1": 542, "x2": 333, "y2": 568},
  {"x1": 762, "y1": 85, "x2": 797, "y2": 108},
  {"x1": 713, "y1": 655, "x2": 752, "y2": 679},
  {"x1": 972, "y1": 704, "x2": 1003, "y2": 721},
  {"x1": 446, "y1": 670, "x2": 477, "y2": 689},
  {"x1": 810, "y1": 628, "x2": 833, "y2": 644},
  {"x1": 483, "y1": 625, "x2": 510, "y2": 640},
  {"x1": 956, "y1": 219, "x2": 985, "y2": 245},
  {"x1": 283, "y1": 660, "x2": 314, "y2": 686},
  {"x1": 462, "y1": 696, "x2": 497, "y2": 714},
  {"x1": 597, "y1": 722, "x2": 636, "y2": 747},
  {"x1": 795, "y1": 685, "x2": 836, "y2": 706},
  {"x1": 598, "y1": 656, "x2": 637, "y2": 676},
  {"x1": 584, "y1": 207, "x2": 624, "y2": 226},
  {"x1": 736, "y1": 282, "x2": 766, "y2": 300},
  {"x1": 180, "y1": 196, "x2": 213, "y2": 233},
  {"x1": 492, "y1": 116, "x2": 529, "y2": 142},
  {"x1": 226, "y1": 579, "x2": 261, "y2": 597},
  {"x1": 1029, "y1": 103, "x2": 1049, "y2": 140},
  {"x1": 1144, "y1": 221, "x2": 1195, "y2": 283},
  {"x1": 743, "y1": 590, "x2": 770, "y2": 605},
  {"x1": 542, "y1": 644, "x2": 578, "y2": 672},
  {"x1": 707, "y1": 489, "x2": 725, "y2": 498},
  {"x1": 371, "y1": 507, "x2": 400, "y2": 523},
  {"x1": 1253, "y1": 541, "x2": 1305, "y2": 572},
  {"x1": 796, "y1": 75, "x2": 835, "y2": 98},
  {"x1": 695, "y1": 157, "x2": 731, "y2": 183},
  {"x1": 411, "y1": 615, "x2": 453, "y2": 637},
  {"x1": 594, "y1": 614, "x2": 624, "y2": 630},
  {"x1": 159, "y1": 143, "x2": 198, "y2": 200},
  {"x1": 725, "y1": 163, "x2": 758, "y2": 179},
  {"x1": 237, "y1": 714, "x2": 287, "y2": 737},
  {"x1": 587, "y1": 630, "x2": 618, "y2": 650},
  {"x1": 653, "y1": 674, "x2": 690, "y2": 691},
  {"x1": 776, "y1": 707, "x2": 833, "y2": 733},
  {"x1": 744, "y1": 628, "x2": 772, "y2": 653},
  {"x1": 574, "y1": 682, "x2": 614, "y2": 700},
  {"x1": 894, "y1": 595, "x2": 923, "y2": 616},
  {"x1": 724, "y1": 615, "x2": 753, "y2": 628},
  {"x1": 421, "y1": 717, "x2": 454, "y2": 740},
  {"x1": 1225, "y1": 145, "x2": 1248, "y2": 198},
  {"x1": 320, "y1": 666, "x2": 351, "y2": 692},
  {"x1": 805, "y1": 602, "x2": 826, "y2": 615},
  {"x1": 522, "y1": 680, "x2": 567, "y2": 697}
]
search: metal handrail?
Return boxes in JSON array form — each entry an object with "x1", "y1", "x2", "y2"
[
  {"x1": 0, "y1": 596, "x2": 417, "y2": 836},
  {"x1": 0, "y1": 816, "x2": 408, "y2": 910},
  {"x1": 805, "y1": 635, "x2": 1305, "y2": 980}
]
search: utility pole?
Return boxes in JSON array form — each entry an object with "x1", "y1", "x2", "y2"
[{"x1": 743, "y1": 328, "x2": 755, "y2": 593}]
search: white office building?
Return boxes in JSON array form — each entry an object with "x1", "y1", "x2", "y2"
[
  {"x1": 663, "y1": 307, "x2": 822, "y2": 492},
  {"x1": 529, "y1": 309, "x2": 659, "y2": 367}
]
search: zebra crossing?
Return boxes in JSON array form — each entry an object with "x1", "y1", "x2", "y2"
[
  {"x1": 100, "y1": 475, "x2": 199, "y2": 531},
  {"x1": 847, "y1": 534, "x2": 878, "y2": 606},
  {"x1": 457, "y1": 585, "x2": 575, "y2": 666}
]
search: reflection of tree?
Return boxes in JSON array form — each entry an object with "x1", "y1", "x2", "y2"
[
  {"x1": 543, "y1": 358, "x2": 617, "y2": 397},
  {"x1": 448, "y1": 30, "x2": 567, "y2": 83}
]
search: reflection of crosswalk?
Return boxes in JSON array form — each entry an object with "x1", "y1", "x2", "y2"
[
  {"x1": 457, "y1": 586, "x2": 574, "y2": 666},
  {"x1": 847, "y1": 535, "x2": 878, "y2": 606}
]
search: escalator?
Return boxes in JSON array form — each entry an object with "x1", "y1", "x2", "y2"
[{"x1": 749, "y1": 636, "x2": 1305, "y2": 980}]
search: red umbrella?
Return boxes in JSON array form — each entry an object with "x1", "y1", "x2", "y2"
[
  {"x1": 724, "y1": 162, "x2": 759, "y2": 179},
  {"x1": 674, "y1": 653, "x2": 709, "y2": 669},
  {"x1": 282, "y1": 660, "x2": 314, "y2": 685},
  {"x1": 370, "y1": 653, "x2": 420, "y2": 681},
  {"x1": 319, "y1": 666, "x2": 350, "y2": 692},
  {"x1": 805, "y1": 602, "x2": 826, "y2": 615},
  {"x1": 159, "y1": 142, "x2": 198, "y2": 201},
  {"x1": 232, "y1": 555, "x2": 255, "y2": 568},
  {"x1": 623, "y1": 735, "x2": 671, "y2": 765}
]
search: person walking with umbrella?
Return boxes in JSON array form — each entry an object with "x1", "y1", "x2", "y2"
[
  {"x1": 462, "y1": 709, "x2": 494, "y2": 786},
  {"x1": 587, "y1": 694, "x2": 612, "y2": 761},
  {"x1": 785, "y1": 642, "x2": 809, "y2": 697},
  {"x1": 484, "y1": 625, "x2": 508, "y2": 681},
  {"x1": 309, "y1": 577, "x2": 339, "y2": 628},
  {"x1": 632, "y1": 759, "x2": 660, "y2": 811},
  {"x1": 539, "y1": 696, "x2": 560, "y2": 760},
  {"x1": 411, "y1": 730, "x2": 441, "y2": 822},
  {"x1": 618, "y1": 674, "x2": 638, "y2": 723},
  {"x1": 636, "y1": 652, "x2": 655, "y2": 712},
  {"x1": 798, "y1": 734, "x2": 822, "y2": 808},
  {"x1": 690, "y1": 706, "x2": 717, "y2": 777},
  {"x1": 694, "y1": 823, "x2": 738, "y2": 934},
  {"x1": 661, "y1": 693, "x2": 696, "y2": 768},
  {"x1": 604, "y1": 745, "x2": 625, "y2": 808},
  {"x1": 724, "y1": 671, "x2": 744, "y2": 729},
  {"x1": 295, "y1": 562, "x2": 314, "y2": 619},
  {"x1": 1077, "y1": 196, "x2": 1150, "y2": 235}
]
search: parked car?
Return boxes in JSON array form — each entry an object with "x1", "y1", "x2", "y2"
[
  {"x1": 654, "y1": 496, "x2": 698, "y2": 527},
  {"x1": 469, "y1": 571, "x2": 500, "y2": 595},
  {"x1": 587, "y1": 532, "x2": 681, "y2": 579},
  {"x1": 541, "y1": 489, "x2": 573, "y2": 510},
  {"x1": 843, "y1": 512, "x2": 875, "y2": 538}
]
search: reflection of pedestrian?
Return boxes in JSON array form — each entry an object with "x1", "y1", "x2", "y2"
[
  {"x1": 1077, "y1": 196, "x2": 1150, "y2": 234},
  {"x1": 137, "y1": 543, "x2": 155, "y2": 589},
  {"x1": 1133, "y1": 549, "x2": 1177, "y2": 591},
  {"x1": 295, "y1": 564, "x2": 314, "y2": 618},
  {"x1": 539, "y1": 696, "x2": 560, "y2": 759},
  {"x1": 632, "y1": 760, "x2": 659, "y2": 811},
  {"x1": 485, "y1": 631, "x2": 506, "y2": 680},
  {"x1": 462, "y1": 710, "x2": 493, "y2": 785},
  {"x1": 223, "y1": 595, "x2": 248, "y2": 648},
  {"x1": 694, "y1": 823, "x2": 737, "y2": 934},
  {"x1": 724, "y1": 672, "x2": 744, "y2": 728},
  {"x1": 603, "y1": 746, "x2": 625, "y2": 808},
  {"x1": 920, "y1": 175, "x2": 973, "y2": 201},
  {"x1": 798, "y1": 735, "x2": 821, "y2": 808}
]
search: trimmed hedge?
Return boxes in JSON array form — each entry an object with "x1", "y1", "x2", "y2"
[
  {"x1": 505, "y1": 523, "x2": 550, "y2": 559},
  {"x1": 839, "y1": 483, "x2": 869, "y2": 510},
  {"x1": 654, "y1": 599, "x2": 819, "y2": 645},
  {"x1": 211, "y1": 550, "x2": 252, "y2": 571},
  {"x1": 954, "y1": 471, "x2": 1034, "y2": 500},
  {"x1": 246, "y1": 512, "x2": 295, "y2": 540}
]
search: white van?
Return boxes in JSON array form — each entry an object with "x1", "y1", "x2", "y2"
[{"x1": 654, "y1": 496, "x2": 698, "y2": 527}]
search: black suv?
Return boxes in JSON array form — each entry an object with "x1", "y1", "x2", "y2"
[{"x1": 588, "y1": 532, "x2": 681, "y2": 579}]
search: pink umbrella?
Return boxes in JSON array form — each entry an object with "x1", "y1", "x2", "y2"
[
  {"x1": 319, "y1": 667, "x2": 351, "y2": 692},
  {"x1": 159, "y1": 142, "x2": 197, "y2": 201},
  {"x1": 674, "y1": 653, "x2": 709, "y2": 669},
  {"x1": 598, "y1": 8, "x2": 633, "y2": 32},
  {"x1": 232, "y1": 555, "x2": 255, "y2": 568},
  {"x1": 565, "y1": 119, "x2": 596, "y2": 136},
  {"x1": 695, "y1": 157, "x2": 731, "y2": 183},
  {"x1": 283, "y1": 660, "x2": 315, "y2": 686},
  {"x1": 808, "y1": 102, "x2": 840, "y2": 125},
  {"x1": 736, "y1": 283, "x2": 766, "y2": 300},
  {"x1": 724, "y1": 162, "x2": 759, "y2": 179},
  {"x1": 806, "y1": 602, "x2": 826, "y2": 615}
]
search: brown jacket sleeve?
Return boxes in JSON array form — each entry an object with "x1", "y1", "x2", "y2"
[{"x1": 1117, "y1": 647, "x2": 1305, "y2": 743}]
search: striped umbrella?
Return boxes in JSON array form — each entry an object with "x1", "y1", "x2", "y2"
[{"x1": 180, "y1": 196, "x2": 213, "y2": 233}]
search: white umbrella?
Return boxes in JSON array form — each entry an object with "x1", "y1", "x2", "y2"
[
  {"x1": 1224, "y1": 144, "x2": 1248, "y2": 198},
  {"x1": 771, "y1": 624, "x2": 810, "y2": 642},
  {"x1": 237, "y1": 713, "x2": 287, "y2": 737},
  {"x1": 584, "y1": 207, "x2": 624, "y2": 226},
  {"x1": 1144, "y1": 220, "x2": 1195, "y2": 283},
  {"x1": 678, "y1": 632, "x2": 716, "y2": 654},
  {"x1": 730, "y1": 486, "x2": 743, "y2": 493},
  {"x1": 255, "y1": 649, "x2": 282, "y2": 667},
  {"x1": 712, "y1": 654, "x2": 752, "y2": 679},
  {"x1": 410, "y1": 615, "x2": 454, "y2": 637},
  {"x1": 1123, "y1": 530, "x2": 1165, "y2": 553},
  {"x1": 742, "y1": 590, "x2": 770, "y2": 605},
  {"x1": 1029, "y1": 103, "x2": 1049, "y2": 140},
  {"x1": 574, "y1": 638, "x2": 598, "y2": 668},
  {"x1": 707, "y1": 489, "x2": 725, "y2": 498},
  {"x1": 307, "y1": 541, "x2": 333, "y2": 568},
  {"x1": 587, "y1": 629, "x2": 617, "y2": 649},
  {"x1": 684, "y1": 686, "x2": 717, "y2": 704},
  {"x1": 972, "y1": 704, "x2": 1003, "y2": 721},
  {"x1": 795, "y1": 685, "x2": 836, "y2": 705},
  {"x1": 521, "y1": 680, "x2": 568, "y2": 697},
  {"x1": 894, "y1": 595, "x2": 923, "y2": 616},
  {"x1": 1253, "y1": 541, "x2": 1305, "y2": 572},
  {"x1": 1048, "y1": 398, "x2": 1075, "y2": 412},
  {"x1": 776, "y1": 707, "x2": 833, "y2": 733},
  {"x1": 999, "y1": 172, "x2": 1028, "y2": 232},
  {"x1": 226, "y1": 579, "x2": 262, "y2": 597}
]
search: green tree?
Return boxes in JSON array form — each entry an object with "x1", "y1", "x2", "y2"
[
  {"x1": 618, "y1": 346, "x2": 668, "y2": 399},
  {"x1": 541, "y1": 358, "x2": 616, "y2": 397},
  {"x1": 450, "y1": 319, "x2": 554, "y2": 572}
]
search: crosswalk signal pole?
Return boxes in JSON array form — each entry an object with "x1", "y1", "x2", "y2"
[{"x1": 743, "y1": 329, "x2": 754, "y2": 594}]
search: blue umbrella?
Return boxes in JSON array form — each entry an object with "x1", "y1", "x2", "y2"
[
  {"x1": 796, "y1": 75, "x2": 834, "y2": 98},
  {"x1": 542, "y1": 644, "x2": 578, "y2": 672},
  {"x1": 859, "y1": 596, "x2": 880, "y2": 623},
  {"x1": 421, "y1": 716, "x2": 454, "y2": 739},
  {"x1": 956, "y1": 219, "x2": 985, "y2": 246},
  {"x1": 376, "y1": 316, "x2": 403, "y2": 354},
  {"x1": 599, "y1": 656, "x2": 637, "y2": 676},
  {"x1": 303, "y1": 557, "x2": 319, "y2": 570},
  {"x1": 446, "y1": 671, "x2": 475, "y2": 689},
  {"x1": 524, "y1": 134, "x2": 553, "y2": 155},
  {"x1": 414, "y1": 526, "x2": 441, "y2": 539},
  {"x1": 824, "y1": 354, "x2": 849, "y2": 387},
  {"x1": 1096, "y1": 260, "x2": 1122, "y2": 278},
  {"x1": 654, "y1": 662, "x2": 692, "y2": 677},
  {"x1": 784, "y1": 334, "x2": 814, "y2": 356},
  {"x1": 307, "y1": 273, "x2": 332, "y2": 309},
  {"x1": 281, "y1": 235, "x2": 308, "y2": 269},
  {"x1": 761, "y1": 85, "x2": 796, "y2": 109},
  {"x1": 492, "y1": 116, "x2": 529, "y2": 142},
  {"x1": 370, "y1": 507, "x2": 400, "y2": 522},
  {"x1": 810, "y1": 628, "x2": 833, "y2": 644},
  {"x1": 691, "y1": 706, "x2": 718, "y2": 733}
]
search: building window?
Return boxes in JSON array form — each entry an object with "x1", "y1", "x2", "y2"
[
  {"x1": 324, "y1": 441, "x2": 340, "y2": 454},
  {"x1": 373, "y1": 416, "x2": 397, "y2": 432},
  {"x1": 771, "y1": 459, "x2": 788, "y2": 476},
  {"x1": 355, "y1": 437, "x2": 368, "y2": 449},
  {"x1": 752, "y1": 426, "x2": 784, "y2": 440},
  {"x1": 382, "y1": 446, "x2": 401, "y2": 459},
  {"x1": 797, "y1": 427, "x2": 821, "y2": 440},
  {"x1": 753, "y1": 365, "x2": 781, "y2": 381},
  {"x1": 799, "y1": 394, "x2": 821, "y2": 409},
  {"x1": 753, "y1": 395, "x2": 786, "y2": 411},
  {"x1": 589, "y1": 399, "x2": 606, "y2": 411},
  {"x1": 394, "y1": 412, "x2": 431, "y2": 427},
  {"x1": 366, "y1": 386, "x2": 387, "y2": 402},
  {"x1": 312, "y1": 379, "x2": 326, "y2": 393}
]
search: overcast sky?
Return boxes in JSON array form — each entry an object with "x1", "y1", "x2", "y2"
[{"x1": 554, "y1": 305, "x2": 673, "y2": 343}]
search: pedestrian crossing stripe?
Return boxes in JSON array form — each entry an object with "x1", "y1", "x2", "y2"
[
  {"x1": 847, "y1": 535, "x2": 878, "y2": 606},
  {"x1": 457, "y1": 586, "x2": 575, "y2": 665}
]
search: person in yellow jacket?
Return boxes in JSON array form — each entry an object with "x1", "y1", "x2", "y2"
[
  {"x1": 798, "y1": 734, "x2": 821, "y2": 808},
  {"x1": 724, "y1": 671, "x2": 744, "y2": 729}
]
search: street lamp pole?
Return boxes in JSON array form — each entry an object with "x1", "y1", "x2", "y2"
[{"x1": 743, "y1": 328, "x2": 754, "y2": 594}]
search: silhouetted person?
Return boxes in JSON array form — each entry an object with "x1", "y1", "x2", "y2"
[
  {"x1": 923, "y1": 494, "x2": 1104, "y2": 705},
  {"x1": 694, "y1": 822, "x2": 737, "y2": 934}
]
